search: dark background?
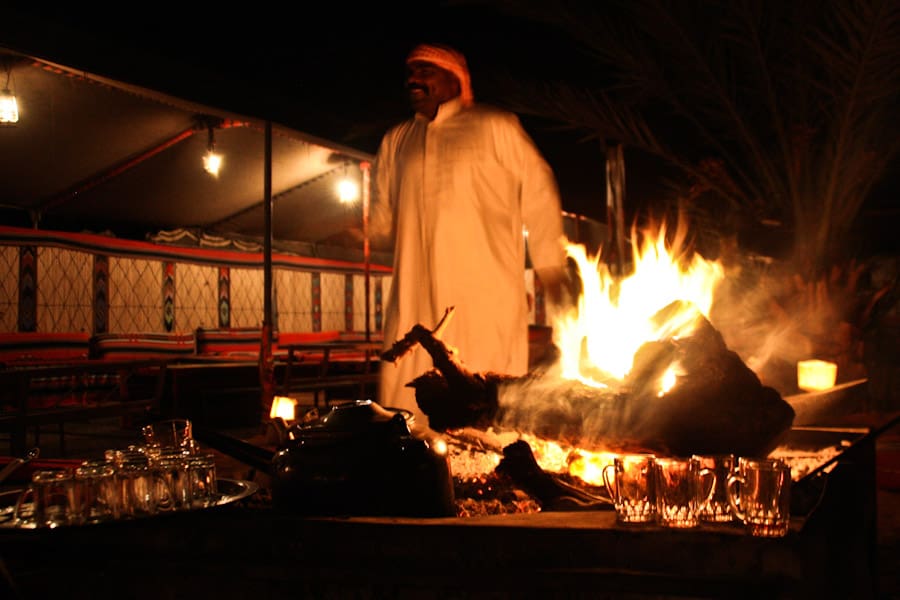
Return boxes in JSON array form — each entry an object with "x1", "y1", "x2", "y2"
[
  {"x1": 2, "y1": 3, "x2": 896, "y2": 240},
  {"x1": 0, "y1": 3, "x2": 659, "y2": 225}
]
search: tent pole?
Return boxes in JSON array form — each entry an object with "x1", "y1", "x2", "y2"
[
  {"x1": 260, "y1": 120, "x2": 275, "y2": 418},
  {"x1": 605, "y1": 140, "x2": 626, "y2": 276},
  {"x1": 361, "y1": 161, "x2": 372, "y2": 343}
]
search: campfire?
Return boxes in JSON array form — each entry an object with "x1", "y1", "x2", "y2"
[
  {"x1": 388, "y1": 219, "x2": 794, "y2": 451},
  {"x1": 197, "y1": 215, "x2": 883, "y2": 522},
  {"x1": 382, "y1": 217, "x2": 807, "y2": 508}
]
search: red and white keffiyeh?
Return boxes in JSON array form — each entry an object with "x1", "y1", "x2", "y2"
[{"x1": 406, "y1": 43, "x2": 474, "y2": 107}]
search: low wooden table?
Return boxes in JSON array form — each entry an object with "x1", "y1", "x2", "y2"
[
  {"x1": 279, "y1": 341, "x2": 383, "y2": 405},
  {"x1": 0, "y1": 452, "x2": 877, "y2": 599}
]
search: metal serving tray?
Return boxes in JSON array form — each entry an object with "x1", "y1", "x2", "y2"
[{"x1": 0, "y1": 477, "x2": 258, "y2": 530}]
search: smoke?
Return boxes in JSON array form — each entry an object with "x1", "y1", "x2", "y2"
[
  {"x1": 708, "y1": 253, "x2": 879, "y2": 396},
  {"x1": 495, "y1": 349, "x2": 682, "y2": 454}
]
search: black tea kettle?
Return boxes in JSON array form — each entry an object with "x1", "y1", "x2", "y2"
[{"x1": 270, "y1": 399, "x2": 456, "y2": 518}]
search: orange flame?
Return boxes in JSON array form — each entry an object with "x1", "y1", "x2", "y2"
[{"x1": 553, "y1": 220, "x2": 724, "y2": 393}]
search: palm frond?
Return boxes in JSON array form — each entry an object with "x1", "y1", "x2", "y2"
[{"x1": 472, "y1": 0, "x2": 900, "y2": 274}]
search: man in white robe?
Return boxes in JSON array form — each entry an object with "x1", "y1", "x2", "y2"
[{"x1": 370, "y1": 43, "x2": 568, "y2": 432}]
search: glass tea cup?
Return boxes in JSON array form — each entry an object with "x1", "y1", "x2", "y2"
[
  {"x1": 602, "y1": 453, "x2": 657, "y2": 524},
  {"x1": 186, "y1": 453, "x2": 218, "y2": 509},
  {"x1": 152, "y1": 452, "x2": 192, "y2": 512},
  {"x1": 116, "y1": 453, "x2": 158, "y2": 518},
  {"x1": 727, "y1": 457, "x2": 792, "y2": 537},
  {"x1": 654, "y1": 456, "x2": 716, "y2": 528},
  {"x1": 74, "y1": 461, "x2": 119, "y2": 524},
  {"x1": 692, "y1": 453, "x2": 736, "y2": 523},
  {"x1": 14, "y1": 468, "x2": 76, "y2": 528},
  {"x1": 141, "y1": 419, "x2": 197, "y2": 456}
]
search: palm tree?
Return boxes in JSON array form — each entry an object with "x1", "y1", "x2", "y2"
[{"x1": 470, "y1": 0, "x2": 900, "y2": 395}]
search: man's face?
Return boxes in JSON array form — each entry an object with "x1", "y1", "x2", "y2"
[{"x1": 405, "y1": 60, "x2": 461, "y2": 119}]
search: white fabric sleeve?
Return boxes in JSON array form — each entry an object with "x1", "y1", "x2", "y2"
[{"x1": 495, "y1": 112, "x2": 567, "y2": 273}]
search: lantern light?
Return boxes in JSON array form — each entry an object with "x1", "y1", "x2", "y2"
[
  {"x1": 797, "y1": 359, "x2": 838, "y2": 392},
  {"x1": 269, "y1": 395, "x2": 298, "y2": 422}
]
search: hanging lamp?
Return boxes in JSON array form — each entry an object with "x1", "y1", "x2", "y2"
[{"x1": 0, "y1": 60, "x2": 18, "y2": 124}]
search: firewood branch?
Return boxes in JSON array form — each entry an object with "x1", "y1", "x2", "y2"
[{"x1": 380, "y1": 306, "x2": 456, "y2": 364}]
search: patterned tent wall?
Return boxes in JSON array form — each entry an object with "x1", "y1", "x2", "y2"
[
  {"x1": 0, "y1": 226, "x2": 392, "y2": 336},
  {"x1": 0, "y1": 226, "x2": 549, "y2": 337}
]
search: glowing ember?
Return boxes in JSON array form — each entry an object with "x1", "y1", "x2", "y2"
[
  {"x1": 448, "y1": 431, "x2": 844, "y2": 493},
  {"x1": 519, "y1": 433, "x2": 617, "y2": 487},
  {"x1": 566, "y1": 449, "x2": 620, "y2": 486},
  {"x1": 554, "y1": 220, "x2": 724, "y2": 391}
]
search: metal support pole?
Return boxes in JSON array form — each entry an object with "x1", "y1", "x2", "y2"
[
  {"x1": 260, "y1": 120, "x2": 275, "y2": 417},
  {"x1": 605, "y1": 141, "x2": 626, "y2": 276},
  {"x1": 361, "y1": 161, "x2": 372, "y2": 342}
]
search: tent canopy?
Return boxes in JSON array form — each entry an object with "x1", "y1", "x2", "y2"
[{"x1": 0, "y1": 47, "x2": 380, "y2": 263}]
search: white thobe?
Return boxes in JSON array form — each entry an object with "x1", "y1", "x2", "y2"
[{"x1": 371, "y1": 97, "x2": 566, "y2": 430}]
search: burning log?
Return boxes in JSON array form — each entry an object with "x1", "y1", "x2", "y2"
[
  {"x1": 496, "y1": 440, "x2": 610, "y2": 511},
  {"x1": 381, "y1": 306, "x2": 457, "y2": 364},
  {"x1": 394, "y1": 303, "x2": 795, "y2": 458},
  {"x1": 381, "y1": 308, "x2": 519, "y2": 431}
]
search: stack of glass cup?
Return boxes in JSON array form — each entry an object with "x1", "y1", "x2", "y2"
[
  {"x1": 105, "y1": 418, "x2": 218, "y2": 519},
  {"x1": 14, "y1": 418, "x2": 218, "y2": 528}
]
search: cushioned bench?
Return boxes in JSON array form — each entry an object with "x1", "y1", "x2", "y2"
[
  {"x1": 0, "y1": 332, "x2": 91, "y2": 366},
  {"x1": 0, "y1": 359, "x2": 169, "y2": 456},
  {"x1": 193, "y1": 328, "x2": 377, "y2": 363},
  {"x1": 195, "y1": 327, "x2": 280, "y2": 360},
  {"x1": 90, "y1": 332, "x2": 197, "y2": 360},
  {"x1": 0, "y1": 329, "x2": 381, "y2": 432},
  {"x1": 277, "y1": 330, "x2": 383, "y2": 364}
]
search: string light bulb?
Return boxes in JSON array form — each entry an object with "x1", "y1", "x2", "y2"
[
  {"x1": 0, "y1": 61, "x2": 18, "y2": 124},
  {"x1": 336, "y1": 163, "x2": 360, "y2": 203},
  {"x1": 203, "y1": 122, "x2": 222, "y2": 176}
]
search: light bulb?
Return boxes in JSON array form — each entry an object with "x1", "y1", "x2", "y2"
[
  {"x1": 203, "y1": 150, "x2": 223, "y2": 176},
  {"x1": 337, "y1": 178, "x2": 359, "y2": 203},
  {"x1": 0, "y1": 88, "x2": 18, "y2": 124}
]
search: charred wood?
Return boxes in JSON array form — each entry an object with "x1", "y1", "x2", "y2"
[
  {"x1": 380, "y1": 307, "x2": 455, "y2": 364},
  {"x1": 496, "y1": 440, "x2": 610, "y2": 511},
  {"x1": 396, "y1": 306, "x2": 795, "y2": 458}
]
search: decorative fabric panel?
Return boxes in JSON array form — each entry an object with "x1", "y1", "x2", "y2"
[
  {"x1": 18, "y1": 246, "x2": 37, "y2": 332},
  {"x1": 217, "y1": 267, "x2": 230, "y2": 328},
  {"x1": 93, "y1": 254, "x2": 110, "y2": 334}
]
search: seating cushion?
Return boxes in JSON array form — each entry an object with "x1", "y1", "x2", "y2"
[
  {"x1": 90, "y1": 332, "x2": 197, "y2": 360},
  {"x1": 0, "y1": 332, "x2": 91, "y2": 365},
  {"x1": 196, "y1": 328, "x2": 276, "y2": 359}
]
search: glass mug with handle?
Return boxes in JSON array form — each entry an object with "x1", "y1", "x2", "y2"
[
  {"x1": 14, "y1": 468, "x2": 77, "y2": 528},
  {"x1": 654, "y1": 456, "x2": 717, "y2": 528},
  {"x1": 692, "y1": 453, "x2": 737, "y2": 523},
  {"x1": 602, "y1": 453, "x2": 657, "y2": 524},
  {"x1": 727, "y1": 457, "x2": 792, "y2": 537}
]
